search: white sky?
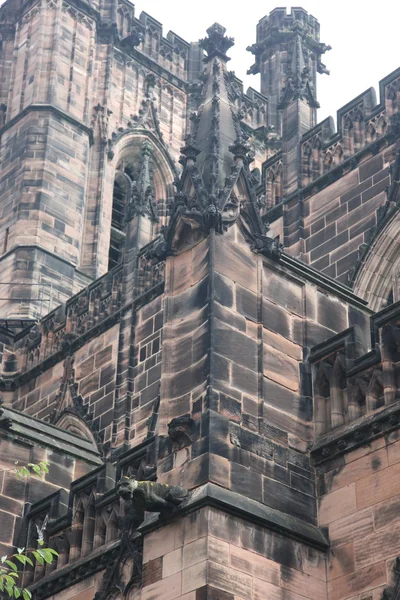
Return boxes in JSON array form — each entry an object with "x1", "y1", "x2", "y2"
[
  {"x1": 135, "y1": 0, "x2": 400, "y2": 127},
  {"x1": 1, "y1": 1, "x2": 399, "y2": 129}
]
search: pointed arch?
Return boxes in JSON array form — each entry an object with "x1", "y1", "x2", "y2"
[
  {"x1": 377, "y1": 115, "x2": 388, "y2": 136},
  {"x1": 353, "y1": 208, "x2": 400, "y2": 310},
  {"x1": 333, "y1": 143, "x2": 343, "y2": 166},
  {"x1": 81, "y1": 491, "x2": 96, "y2": 556},
  {"x1": 353, "y1": 108, "x2": 365, "y2": 151},
  {"x1": 105, "y1": 507, "x2": 120, "y2": 543},
  {"x1": 302, "y1": 143, "x2": 312, "y2": 185},
  {"x1": 54, "y1": 412, "x2": 99, "y2": 446},
  {"x1": 313, "y1": 361, "x2": 331, "y2": 436},
  {"x1": 331, "y1": 353, "x2": 346, "y2": 428},
  {"x1": 348, "y1": 377, "x2": 368, "y2": 421},
  {"x1": 365, "y1": 121, "x2": 377, "y2": 144},
  {"x1": 366, "y1": 369, "x2": 384, "y2": 411},
  {"x1": 94, "y1": 512, "x2": 106, "y2": 550},
  {"x1": 102, "y1": 130, "x2": 177, "y2": 266},
  {"x1": 344, "y1": 115, "x2": 354, "y2": 156},
  {"x1": 312, "y1": 136, "x2": 323, "y2": 179},
  {"x1": 324, "y1": 150, "x2": 333, "y2": 172}
]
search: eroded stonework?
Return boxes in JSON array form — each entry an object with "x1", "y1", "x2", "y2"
[{"x1": 1, "y1": 2, "x2": 400, "y2": 600}]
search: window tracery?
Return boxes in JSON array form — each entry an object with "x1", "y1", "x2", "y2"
[{"x1": 108, "y1": 138, "x2": 173, "y2": 270}]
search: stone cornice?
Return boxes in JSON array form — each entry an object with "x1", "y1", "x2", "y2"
[
  {"x1": 0, "y1": 244, "x2": 91, "y2": 280},
  {"x1": 0, "y1": 311, "x2": 121, "y2": 391},
  {"x1": 116, "y1": 46, "x2": 188, "y2": 90},
  {"x1": 0, "y1": 104, "x2": 92, "y2": 140},
  {"x1": 311, "y1": 400, "x2": 400, "y2": 466},
  {"x1": 0, "y1": 406, "x2": 103, "y2": 464},
  {"x1": 0, "y1": 282, "x2": 165, "y2": 391},
  {"x1": 139, "y1": 482, "x2": 329, "y2": 551},
  {"x1": 26, "y1": 479, "x2": 329, "y2": 600},
  {"x1": 282, "y1": 137, "x2": 390, "y2": 207},
  {"x1": 278, "y1": 254, "x2": 371, "y2": 311},
  {"x1": 29, "y1": 539, "x2": 122, "y2": 600}
]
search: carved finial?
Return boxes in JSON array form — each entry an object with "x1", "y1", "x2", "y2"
[{"x1": 199, "y1": 23, "x2": 234, "y2": 62}]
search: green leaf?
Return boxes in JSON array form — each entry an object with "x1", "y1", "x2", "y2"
[
  {"x1": 13, "y1": 556, "x2": 33, "y2": 567},
  {"x1": 16, "y1": 550, "x2": 24, "y2": 556},
  {"x1": 39, "y1": 463, "x2": 49, "y2": 474},
  {"x1": 31, "y1": 465, "x2": 41, "y2": 476},
  {"x1": 40, "y1": 549, "x2": 55, "y2": 564},
  {"x1": 20, "y1": 467, "x2": 30, "y2": 478},
  {"x1": 35, "y1": 549, "x2": 53, "y2": 565},
  {"x1": 1, "y1": 572, "x2": 18, "y2": 580},
  {"x1": 1, "y1": 556, "x2": 7, "y2": 564},
  {"x1": 31, "y1": 552, "x2": 44, "y2": 566},
  {"x1": 14, "y1": 586, "x2": 21, "y2": 598},
  {"x1": 22, "y1": 589, "x2": 32, "y2": 600},
  {"x1": 4, "y1": 561, "x2": 18, "y2": 572}
]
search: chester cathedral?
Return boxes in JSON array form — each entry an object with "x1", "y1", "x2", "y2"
[{"x1": 0, "y1": 1, "x2": 400, "y2": 599}]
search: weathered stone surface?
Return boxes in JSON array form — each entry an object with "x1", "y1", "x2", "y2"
[{"x1": 2, "y1": 6, "x2": 400, "y2": 600}]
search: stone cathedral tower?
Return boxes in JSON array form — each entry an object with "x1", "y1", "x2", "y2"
[{"x1": 1, "y1": 3, "x2": 400, "y2": 600}]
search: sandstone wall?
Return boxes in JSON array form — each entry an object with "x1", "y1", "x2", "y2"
[{"x1": 318, "y1": 433, "x2": 400, "y2": 600}]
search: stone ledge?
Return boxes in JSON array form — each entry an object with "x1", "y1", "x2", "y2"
[
  {"x1": 28, "y1": 538, "x2": 122, "y2": 599},
  {"x1": 311, "y1": 399, "x2": 400, "y2": 465},
  {"x1": 278, "y1": 254, "x2": 371, "y2": 311},
  {"x1": 0, "y1": 406, "x2": 103, "y2": 464},
  {"x1": 138, "y1": 482, "x2": 329, "y2": 551},
  {"x1": 0, "y1": 104, "x2": 93, "y2": 138}
]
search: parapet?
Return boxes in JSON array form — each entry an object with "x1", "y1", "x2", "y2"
[
  {"x1": 310, "y1": 301, "x2": 400, "y2": 465},
  {"x1": 256, "y1": 7, "x2": 320, "y2": 43},
  {"x1": 297, "y1": 67, "x2": 400, "y2": 191}
]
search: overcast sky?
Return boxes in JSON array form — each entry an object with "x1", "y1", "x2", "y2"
[{"x1": 135, "y1": 0, "x2": 400, "y2": 126}]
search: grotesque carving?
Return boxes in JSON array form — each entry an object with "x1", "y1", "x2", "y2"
[
  {"x1": 0, "y1": 398, "x2": 12, "y2": 429},
  {"x1": 117, "y1": 479, "x2": 188, "y2": 518},
  {"x1": 168, "y1": 414, "x2": 197, "y2": 449},
  {"x1": 252, "y1": 235, "x2": 283, "y2": 259},
  {"x1": 382, "y1": 557, "x2": 400, "y2": 600}
]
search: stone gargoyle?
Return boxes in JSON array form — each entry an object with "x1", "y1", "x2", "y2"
[
  {"x1": 168, "y1": 414, "x2": 196, "y2": 449},
  {"x1": 117, "y1": 478, "x2": 189, "y2": 518}
]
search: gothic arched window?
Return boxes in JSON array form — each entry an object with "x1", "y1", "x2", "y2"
[
  {"x1": 108, "y1": 172, "x2": 130, "y2": 270},
  {"x1": 108, "y1": 140, "x2": 165, "y2": 271}
]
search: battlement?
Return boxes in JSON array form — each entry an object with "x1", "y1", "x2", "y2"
[
  {"x1": 0, "y1": 239, "x2": 166, "y2": 387},
  {"x1": 256, "y1": 7, "x2": 320, "y2": 42},
  {"x1": 298, "y1": 66, "x2": 400, "y2": 190},
  {"x1": 130, "y1": 11, "x2": 191, "y2": 79},
  {"x1": 310, "y1": 301, "x2": 400, "y2": 465}
]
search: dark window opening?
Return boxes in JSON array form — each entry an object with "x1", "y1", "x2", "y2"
[
  {"x1": 387, "y1": 288, "x2": 394, "y2": 306},
  {"x1": 108, "y1": 179, "x2": 127, "y2": 270}
]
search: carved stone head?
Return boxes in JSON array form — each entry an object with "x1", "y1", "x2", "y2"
[
  {"x1": 117, "y1": 477, "x2": 139, "y2": 501},
  {"x1": 168, "y1": 414, "x2": 196, "y2": 449}
]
